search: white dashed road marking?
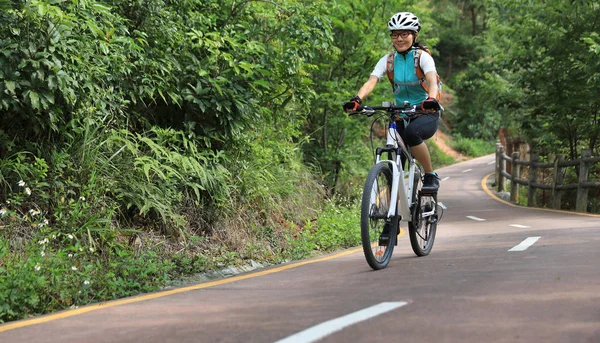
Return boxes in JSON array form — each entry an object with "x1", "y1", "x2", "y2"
[
  {"x1": 509, "y1": 237, "x2": 541, "y2": 252},
  {"x1": 466, "y1": 216, "x2": 486, "y2": 221},
  {"x1": 487, "y1": 160, "x2": 495, "y2": 165},
  {"x1": 441, "y1": 177, "x2": 450, "y2": 182},
  {"x1": 509, "y1": 224, "x2": 532, "y2": 228},
  {"x1": 274, "y1": 302, "x2": 409, "y2": 343},
  {"x1": 462, "y1": 169, "x2": 473, "y2": 173}
]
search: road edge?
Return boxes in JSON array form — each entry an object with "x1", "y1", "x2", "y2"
[{"x1": 481, "y1": 172, "x2": 600, "y2": 218}]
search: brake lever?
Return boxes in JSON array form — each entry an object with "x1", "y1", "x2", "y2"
[{"x1": 347, "y1": 109, "x2": 375, "y2": 116}]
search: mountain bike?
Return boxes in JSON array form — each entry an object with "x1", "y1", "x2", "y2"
[{"x1": 348, "y1": 101, "x2": 443, "y2": 270}]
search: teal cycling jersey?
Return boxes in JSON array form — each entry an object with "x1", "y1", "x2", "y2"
[{"x1": 391, "y1": 50, "x2": 428, "y2": 106}]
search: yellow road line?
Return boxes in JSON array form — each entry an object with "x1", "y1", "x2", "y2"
[
  {"x1": 481, "y1": 172, "x2": 600, "y2": 218},
  {"x1": 1, "y1": 229, "x2": 407, "y2": 332}
]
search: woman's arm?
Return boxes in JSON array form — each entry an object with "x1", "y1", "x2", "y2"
[
  {"x1": 425, "y1": 71, "x2": 438, "y2": 99},
  {"x1": 357, "y1": 75, "x2": 380, "y2": 100}
]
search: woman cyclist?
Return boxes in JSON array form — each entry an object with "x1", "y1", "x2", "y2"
[{"x1": 343, "y1": 12, "x2": 441, "y2": 192}]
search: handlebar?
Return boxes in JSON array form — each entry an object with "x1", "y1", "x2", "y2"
[{"x1": 344, "y1": 102, "x2": 442, "y2": 117}]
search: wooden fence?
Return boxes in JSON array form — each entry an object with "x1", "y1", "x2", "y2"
[{"x1": 495, "y1": 143, "x2": 600, "y2": 212}]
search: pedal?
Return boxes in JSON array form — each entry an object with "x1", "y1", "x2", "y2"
[
  {"x1": 378, "y1": 221, "x2": 393, "y2": 246},
  {"x1": 420, "y1": 189, "x2": 437, "y2": 196},
  {"x1": 378, "y1": 235, "x2": 390, "y2": 247}
]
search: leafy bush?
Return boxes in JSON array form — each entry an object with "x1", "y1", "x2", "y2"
[
  {"x1": 283, "y1": 200, "x2": 361, "y2": 261},
  {"x1": 311, "y1": 200, "x2": 361, "y2": 251},
  {"x1": 103, "y1": 126, "x2": 230, "y2": 227},
  {"x1": 0, "y1": 235, "x2": 172, "y2": 323},
  {"x1": 0, "y1": 0, "x2": 456, "y2": 324},
  {"x1": 450, "y1": 135, "x2": 495, "y2": 157}
]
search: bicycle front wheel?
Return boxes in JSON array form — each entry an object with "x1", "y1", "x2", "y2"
[{"x1": 361, "y1": 163, "x2": 398, "y2": 270}]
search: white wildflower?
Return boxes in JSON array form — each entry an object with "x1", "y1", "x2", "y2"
[
  {"x1": 52, "y1": 234, "x2": 56, "y2": 239},
  {"x1": 84, "y1": 280, "x2": 90, "y2": 285},
  {"x1": 79, "y1": 196, "x2": 86, "y2": 201},
  {"x1": 34, "y1": 264, "x2": 41, "y2": 271},
  {"x1": 67, "y1": 234, "x2": 73, "y2": 240},
  {"x1": 68, "y1": 253, "x2": 73, "y2": 258},
  {"x1": 71, "y1": 266, "x2": 77, "y2": 271},
  {"x1": 41, "y1": 251, "x2": 45, "y2": 257},
  {"x1": 89, "y1": 247, "x2": 95, "y2": 253},
  {"x1": 79, "y1": 247, "x2": 83, "y2": 252},
  {"x1": 25, "y1": 187, "x2": 31, "y2": 196},
  {"x1": 18, "y1": 180, "x2": 25, "y2": 187},
  {"x1": 0, "y1": 208, "x2": 6, "y2": 215},
  {"x1": 70, "y1": 305, "x2": 79, "y2": 309}
]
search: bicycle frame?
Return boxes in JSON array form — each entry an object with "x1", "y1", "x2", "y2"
[{"x1": 374, "y1": 121, "x2": 418, "y2": 223}]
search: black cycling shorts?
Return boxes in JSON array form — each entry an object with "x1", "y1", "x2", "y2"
[{"x1": 395, "y1": 113, "x2": 439, "y2": 147}]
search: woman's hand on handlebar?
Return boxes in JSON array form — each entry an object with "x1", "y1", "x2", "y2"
[
  {"x1": 342, "y1": 95, "x2": 362, "y2": 112},
  {"x1": 421, "y1": 97, "x2": 441, "y2": 111}
]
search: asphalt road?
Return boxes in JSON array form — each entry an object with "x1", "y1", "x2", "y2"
[{"x1": 1, "y1": 155, "x2": 599, "y2": 343}]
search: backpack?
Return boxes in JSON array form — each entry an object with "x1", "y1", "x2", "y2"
[{"x1": 386, "y1": 47, "x2": 442, "y2": 102}]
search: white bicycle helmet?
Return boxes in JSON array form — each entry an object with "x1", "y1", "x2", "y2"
[{"x1": 387, "y1": 12, "x2": 421, "y2": 32}]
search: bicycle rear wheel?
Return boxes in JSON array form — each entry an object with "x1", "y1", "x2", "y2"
[
  {"x1": 361, "y1": 163, "x2": 398, "y2": 270},
  {"x1": 408, "y1": 190, "x2": 438, "y2": 256}
]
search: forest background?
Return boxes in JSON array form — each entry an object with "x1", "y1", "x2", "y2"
[{"x1": 1, "y1": 0, "x2": 598, "y2": 322}]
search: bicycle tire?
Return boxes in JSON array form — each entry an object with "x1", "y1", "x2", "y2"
[
  {"x1": 361, "y1": 163, "x2": 398, "y2": 270},
  {"x1": 408, "y1": 168, "x2": 437, "y2": 256}
]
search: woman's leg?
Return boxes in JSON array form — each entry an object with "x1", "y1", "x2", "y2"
[
  {"x1": 411, "y1": 142, "x2": 433, "y2": 173},
  {"x1": 397, "y1": 114, "x2": 440, "y2": 190}
]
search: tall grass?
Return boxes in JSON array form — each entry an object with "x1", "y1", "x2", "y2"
[{"x1": 449, "y1": 135, "x2": 496, "y2": 157}]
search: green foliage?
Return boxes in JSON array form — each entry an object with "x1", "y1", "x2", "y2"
[
  {"x1": 498, "y1": 0, "x2": 600, "y2": 158},
  {"x1": 304, "y1": 0, "x2": 440, "y2": 197},
  {"x1": 311, "y1": 200, "x2": 362, "y2": 251},
  {"x1": 0, "y1": 0, "x2": 462, "y2": 324},
  {"x1": 450, "y1": 60, "x2": 519, "y2": 140},
  {"x1": 285, "y1": 200, "x2": 361, "y2": 260},
  {"x1": 449, "y1": 135, "x2": 495, "y2": 157},
  {"x1": 104, "y1": 126, "x2": 230, "y2": 226},
  {"x1": 428, "y1": 140, "x2": 456, "y2": 168},
  {"x1": 0, "y1": 0, "x2": 333, "y2": 147},
  {"x1": 0, "y1": 235, "x2": 172, "y2": 323},
  {"x1": 0, "y1": 1, "x2": 141, "y2": 139},
  {"x1": 450, "y1": 0, "x2": 600, "y2": 158},
  {"x1": 430, "y1": 0, "x2": 490, "y2": 81}
]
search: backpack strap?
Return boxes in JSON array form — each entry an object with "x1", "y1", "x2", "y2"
[
  {"x1": 413, "y1": 49, "x2": 429, "y2": 93},
  {"x1": 386, "y1": 52, "x2": 395, "y2": 86},
  {"x1": 414, "y1": 48, "x2": 442, "y2": 101}
]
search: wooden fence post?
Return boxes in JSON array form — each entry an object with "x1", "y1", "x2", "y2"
[
  {"x1": 496, "y1": 142, "x2": 505, "y2": 192},
  {"x1": 510, "y1": 151, "x2": 519, "y2": 203},
  {"x1": 528, "y1": 151, "x2": 538, "y2": 207},
  {"x1": 576, "y1": 148, "x2": 591, "y2": 212},
  {"x1": 551, "y1": 154, "x2": 564, "y2": 210}
]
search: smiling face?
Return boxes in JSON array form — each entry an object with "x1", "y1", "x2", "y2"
[{"x1": 390, "y1": 30, "x2": 417, "y2": 53}]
